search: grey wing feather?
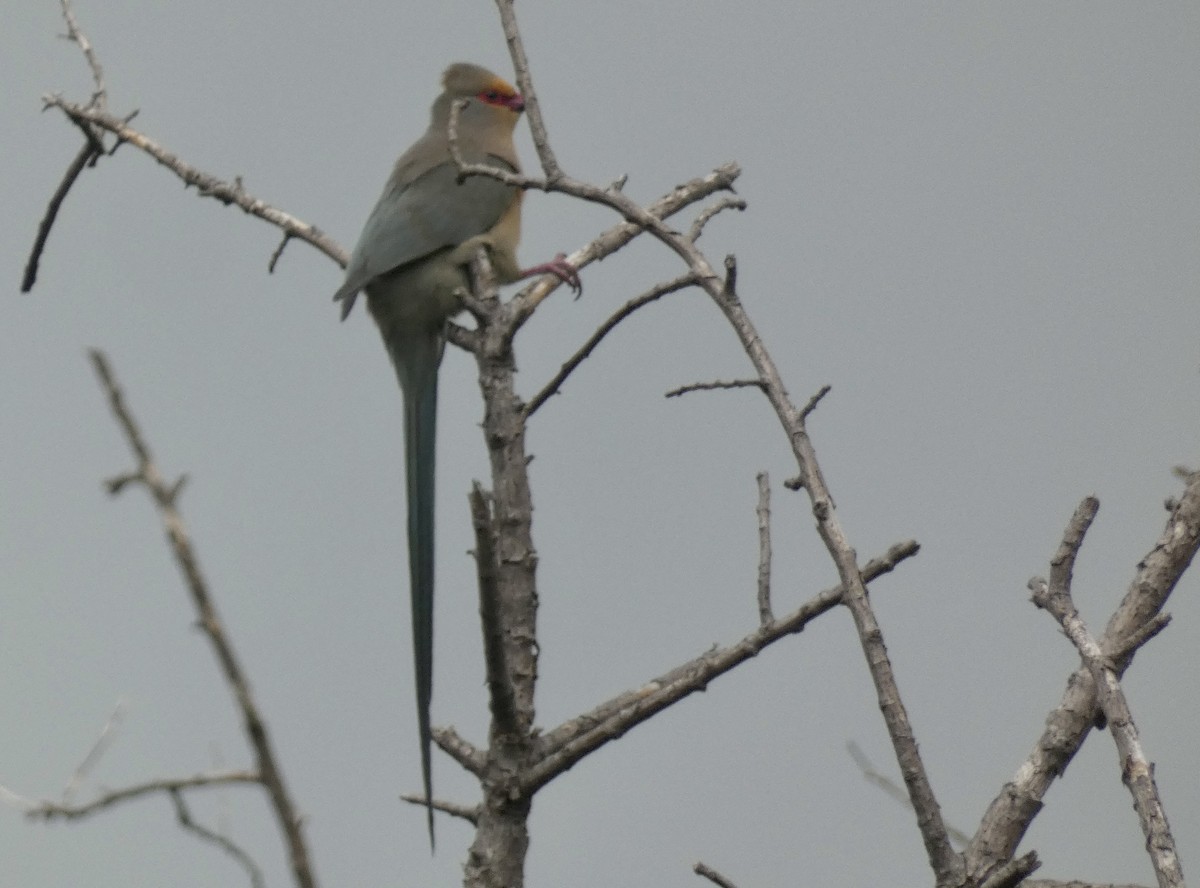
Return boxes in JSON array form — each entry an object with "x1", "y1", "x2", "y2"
[{"x1": 333, "y1": 156, "x2": 517, "y2": 316}]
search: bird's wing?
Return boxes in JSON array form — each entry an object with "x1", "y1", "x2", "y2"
[{"x1": 334, "y1": 156, "x2": 518, "y2": 313}]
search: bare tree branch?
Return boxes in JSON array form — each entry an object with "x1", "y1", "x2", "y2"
[
  {"x1": 58, "y1": 0, "x2": 105, "y2": 106},
  {"x1": 1024, "y1": 882, "x2": 1151, "y2": 888},
  {"x1": 977, "y1": 852, "x2": 1041, "y2": 888},
  {"x1": 88, "y1": 350, "x2": 317, "y2": 888},
  {"x1": 528, "y1": 540, "x2": 920, "y2": 791},
  {"x1": 400, "y1": 794, "x2": 482, "y2": 826},
  {"x1": 170, "y1": 789, "x2": 265, "y2": 888},
  {"x1": 665, "y1": 379, "x2": 765, "y2": 399},
  {"x1": 431, "y1": 726, "x2": 487, "y2": 777},
  {"x1": 39, "y1": 97, "x2": 346, "y2": 271},
  {"x1": 524, "y1": 273, "x2": 700, "y2": 417},
  {"x1": 1030, "y1": 504, "x2": 1184, "y2": 888},
  {"x1": 965, "y1": 472, "x2": 1200, "y2": 884},
  {"x1": 27, "y1": 771, "x2": 258, "y2": 821},
  {"x1": 688, "y1": 197, "x2": 747, "y2": 244},
  {"x1": 21, "y1": 139, "x2": 100, "y2": 292},
  {"x1": 471, "y1": 483, "x2": 518, "y2": 735}
]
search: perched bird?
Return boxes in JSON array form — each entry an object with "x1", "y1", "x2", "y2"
[{"x1": 332, "y1": 62, "x2": 579, "y2": 846}]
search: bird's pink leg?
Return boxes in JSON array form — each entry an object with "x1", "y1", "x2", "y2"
[{"x1": 519, "y1": 253, "x2": 581, "y2": 295}]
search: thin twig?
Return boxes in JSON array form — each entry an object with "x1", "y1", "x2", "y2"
[
  {"x1": 400, "y1": 794, "x2": 482, "y2": 826},
  {"x1": 688, "y1": 198, "x2": 746, "y2": 244},
  {"x1": 21, "y1": 140, "x2": 101, "y2": 292},
  {"x1": 88, "y1": 350, "x2": 317, "y2": 888},
  {"x1": 523, "y1": 273, "x2": 700, "y2": 417},
  {"x1": 27, "y1": 771, "x2": 259, "y2": 821},
  {"x1": 665, "y1": 379, "x2": 764, "y2": 399},
  {"x1": 58, "y1": 0, "x2": 106, "y2": 108},
  {"x1": 41, "y1": 98, "x2": 346, "y2": 269},
  {"x1": 170, "y1": 789, "x2": 265, "y2": 888}
]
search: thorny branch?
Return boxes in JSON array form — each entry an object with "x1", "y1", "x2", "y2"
[
  {"x1": 89, "y1": 350, "x2": 317, "y2": 888},
  {"x1": 28, "y1": 4, "x2": 1199, "y2": 888}
]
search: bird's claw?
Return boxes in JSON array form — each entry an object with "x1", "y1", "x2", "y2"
[{"x1": 524, "y1": 253, "x2": 582, "y2": 297}]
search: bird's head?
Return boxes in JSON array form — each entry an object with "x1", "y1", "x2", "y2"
[{"x1": 441, "y1": 62, "x2": 525, "y2": 115}]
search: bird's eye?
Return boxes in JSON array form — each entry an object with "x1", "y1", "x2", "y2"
[{"x1": 486, "y1": 90, "x2": 500, "y2": 101}]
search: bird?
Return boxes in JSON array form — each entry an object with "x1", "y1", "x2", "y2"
[{"x1": 332, "y1": 62, "x2": 579, "y2": 847}]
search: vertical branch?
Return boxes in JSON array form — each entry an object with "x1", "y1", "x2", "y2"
[
  {"x1": 463, "y1": 255, "x2": 539, "y2": 888},
  {"x1": 755, "y1": 473, "x2": 773, "y2": 625},
  {"x1": 492, "y1": 0, "x2": 561, "y2": 179}
]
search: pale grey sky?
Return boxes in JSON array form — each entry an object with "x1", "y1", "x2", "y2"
[{"x1": 3, "y1": 2, "x2": 1198, "y2": 887}]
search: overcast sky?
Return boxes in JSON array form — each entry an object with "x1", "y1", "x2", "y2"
[{"x1": 3, "y1": 3, "x2": 1199, "y2": 887}]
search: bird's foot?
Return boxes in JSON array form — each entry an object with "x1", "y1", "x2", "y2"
[{"x1": 521, "y1": 253, "x2": 582, "y2": 297}]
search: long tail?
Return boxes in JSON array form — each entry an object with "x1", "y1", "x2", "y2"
[{"x1": 389, "y1": 332, "x2": 442, "y2": 850}]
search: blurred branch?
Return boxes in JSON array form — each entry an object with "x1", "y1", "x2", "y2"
[
  {"x1": 61, "y1": 698, "x2": 127, "y2": 803},
  {"x1": 88, "y1": 350, "x2": 318, "y2": 888},
  {"x1": 27, "y1": 771, "x2": 258, "y2": 821},
  {"x1": 170, "y1": 789, "x2": 266, "y2": 888},
  {"x1": 846, "y1": 741, "x2": 971, "y2": 848},
  {"x1": 694, "y1": 862, "x2": 740, "y2": 888}
]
